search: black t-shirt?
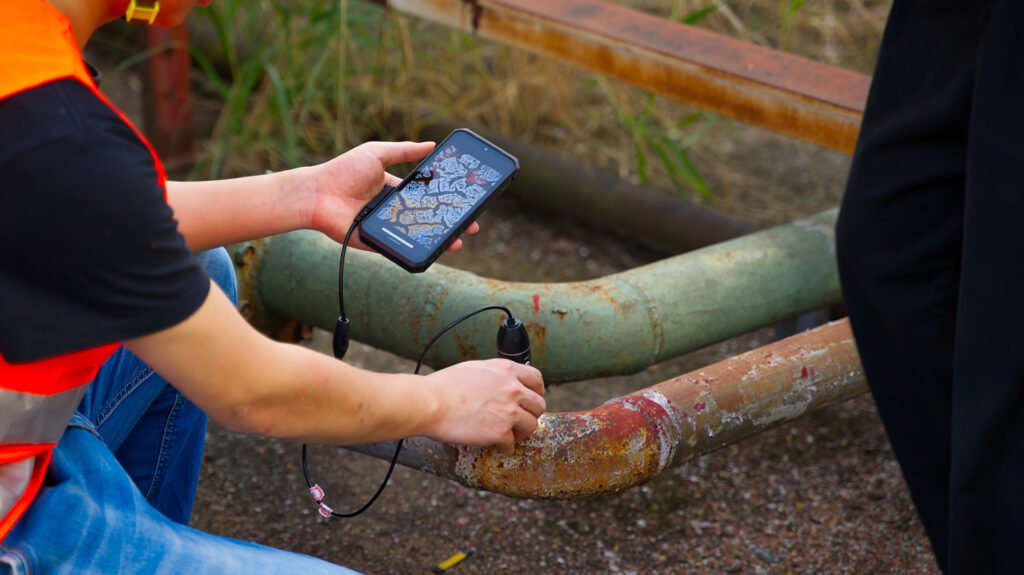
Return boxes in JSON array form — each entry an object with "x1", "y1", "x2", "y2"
[{"x1": 0, "y1": 78, "x2": 210, "y2": 363}]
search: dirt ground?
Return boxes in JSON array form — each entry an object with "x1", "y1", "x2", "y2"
[{"x1": 188, "y1": 124, "x2": 939, "y2": 574}]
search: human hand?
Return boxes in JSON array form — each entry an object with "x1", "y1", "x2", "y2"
[
  {"x1": 423, "y1": 359, "x2": 546, "y2": 455},
  {"x1": 306, "y1": 141, "x2": 480, "y2": 251}
]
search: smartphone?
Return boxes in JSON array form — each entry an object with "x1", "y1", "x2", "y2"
[{"x1": 358, "y1": 129, "x2": 520, "y2": 273}]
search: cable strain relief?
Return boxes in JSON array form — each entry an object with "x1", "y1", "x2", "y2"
[
  {"x1": 317, "y1": 502, "x2": 334, "y2": 518},
  {"x1": 333, "y1": 316, "x2": 351, "y2": 360},
  {"x1": 309, "y1": 484, "x2": 325, "y2": 502}
]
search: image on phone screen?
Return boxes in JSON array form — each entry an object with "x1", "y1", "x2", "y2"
[
  {"x1": 359, "y1": 129, "x2": 518, "y2": 272},
  {"x1": 375, "y1": 146, "x2": 502, "y2": 249}
]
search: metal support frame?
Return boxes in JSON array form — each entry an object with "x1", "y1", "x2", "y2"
[
  {"x1": 366, "y1": 0, "x2": 869, "y2": 153},
  {"x1": 142, "y1": 25, "x2": 195, "y2": 167}
]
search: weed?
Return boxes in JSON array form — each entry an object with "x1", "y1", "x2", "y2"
[{"x1": 181, "y1": 0, "x2": 887, "y2": 203}]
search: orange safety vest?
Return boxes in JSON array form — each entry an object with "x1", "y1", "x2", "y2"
[{"x1": 0, "y1": 0, "x2": 169, "y2": 541}]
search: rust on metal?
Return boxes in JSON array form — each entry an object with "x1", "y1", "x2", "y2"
[
  {"x1": 375, "y1": 0, "x2": 869, "y2": 153},
  {"x1": 253, "y1": 210, "x2": 841, "y2": 381},
  {"x1": 351, "y1": 319, "x2": 867, "y2": 498},
  {"x1": 142, "y1": 25, "x2": 195, "y2": 166},
  {"x1": 228, "y1": 239, "x2": 293, "y2": 338},
  {"x1": 456, "y1": 393, "x2": 683, "y2": 498}
]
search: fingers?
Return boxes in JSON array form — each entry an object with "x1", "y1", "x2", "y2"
[
  {"x1": 443, "y1": 221, "x2": 480, "y2": 252},
  {"x1": 517, "y1": 388, "x2": 546, "y2": 418},
  {"x1": 508, "y1": 362, "x2": 545, "y2": 397},
  {"x1": 498, "y1": 431, "x2": 517, "y2": 456},
  {"x1": 511, "y1": 409, "x2": 539, "y2": 442},
  {"x1": 384, "y1": 173, "x2": 403, "y2": 187},
  {"x1": 366, "y1": 141, "x2": 435, "y2": 167}
]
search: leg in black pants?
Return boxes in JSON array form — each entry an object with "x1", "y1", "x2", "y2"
[
  {"x1": 837, "y1": 1, "x2": 1023, "y2": 572},
  {"x1": 950, "y1": 2, "x2": 1024, "y2": 572}
]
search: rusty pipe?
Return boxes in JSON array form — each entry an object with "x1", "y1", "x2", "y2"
[
  {"x1": 364, "y1": 0, "x2": 869, "y2": 153},
  {"x1": 350, "y1": 319, "x2": 865, "y2": 498}
]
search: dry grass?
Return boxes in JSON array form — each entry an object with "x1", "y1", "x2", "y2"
[{"x1": 188, "y1": 0, "x2": 891, "y2": 211}]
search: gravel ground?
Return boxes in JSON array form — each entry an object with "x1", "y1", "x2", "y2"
[{"x1": 189, "y1": 127, "x2": 940, "y2": 574}]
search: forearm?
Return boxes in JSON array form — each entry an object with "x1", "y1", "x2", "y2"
[
  {"x1": 128, "y1": 282, "x2": 543, "y2": 452},
  {"x1": 126, "y1": 284, "x2": 441, "y2": 444},
  {"x1": 235, "y1": 342, "x2": 441, "y2": 443},
  {"x1": 167, "y1": 141, "x2": 440, "y2": 251},
  {"x1": 167, "y1": 168, "x2": 315, "y2": 251}
]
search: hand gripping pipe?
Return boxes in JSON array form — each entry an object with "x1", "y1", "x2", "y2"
[
  {"x1": 350, "y1": 319, "x2": 866, "y2": 498},
  {"x1": 236, "y1": 209, "x2": 840, "y2": 383}
]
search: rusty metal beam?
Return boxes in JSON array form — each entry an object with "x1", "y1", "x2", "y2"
[
  {"x1": 351, "y1": 319, "x2": 865, "y2": 498},
  {"x1": 365, "y1": 0, "x2": 869, "y2": 153},
  {"x1": 142, "y1": 25, "x2": 195, "y2": 168}
]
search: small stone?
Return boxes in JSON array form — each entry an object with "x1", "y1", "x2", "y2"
[{"x1": 752, "y1": 545, "x2": 781, "y2": 564}]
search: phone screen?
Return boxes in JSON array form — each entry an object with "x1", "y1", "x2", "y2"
[{"x1": 359, "y1": 130, "x2": 517, "y2": 271}]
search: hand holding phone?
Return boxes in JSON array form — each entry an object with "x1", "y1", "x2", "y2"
[{"x1": 358, "y1": 129, "x2": 519, "y2": 273}]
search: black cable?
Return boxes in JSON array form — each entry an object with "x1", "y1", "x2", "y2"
[
  {"x1": 302, "y1": 305, "x2": 512, "y2": 518},
  {"x1": 302, "y1": 194, "x2": 514, "y2": 519},
  {"x1": 413, "y1": 305, "x2": 512, "y2": 369},
  {"x1": 338, "y1": 184, "x2": 394, "y2": 321},
  {"x1": 336, "y1": 223, "x2": 356, "y2": 320}
]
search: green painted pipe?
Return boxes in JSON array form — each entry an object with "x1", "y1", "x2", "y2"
[{"x1": 248, "y1": 209, "x2": 839, "y2": 382}]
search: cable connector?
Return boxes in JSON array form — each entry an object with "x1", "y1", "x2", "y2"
[
  {"x1": 318, "y1": 502, "x2": 334, "y2": 518},
  {"x1": 308, "y1": 484, "x2": 325, "y2": 502},
  {"x1": 354, "y1": 184, "x2": 395, "y2": 226},
  {"x1": 496, "y1": 316, "x2": 532, "y2": 365},
  {"x1": 333, "y1": 316, "x2": 351, "y2": 360}
]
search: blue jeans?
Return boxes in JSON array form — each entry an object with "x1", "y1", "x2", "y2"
[{"x1": 0, "y1": 249, "x2": 358, "y2": 575}]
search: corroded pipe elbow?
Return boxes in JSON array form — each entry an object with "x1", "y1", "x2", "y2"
[
  {"x1": 459, "y1": 392, "x2": 684, "y2": 498},
  {"x1": 352, "y1": 320, "x2": 866, "y2": 499}
]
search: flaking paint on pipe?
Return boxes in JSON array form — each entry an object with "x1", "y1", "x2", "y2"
[
  {"x1": 249, "y1": 210, "x2": 841, "y2": 382},
  {"x1": 349, "y1": 320, "x2": 867, "y2": 499}
]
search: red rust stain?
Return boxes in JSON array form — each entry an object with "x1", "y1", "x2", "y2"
[
  {"x1": 528, "y1": 324, "x2": 548, "y2": 358},
  {"x1": 801, "y1": 366, "x2": 809, "y2": 379},
  {"x1": 693, "y1": 402, "x2": 706, "y2": 412},
  {"x1": 470, "y1": 396, "x2": 677, "y2": 498},
  {"x1": 532, "y1": 293, "x2": 540, "y2": 313},
  {"x1": 453, "y1": 332, "x2": 479, "y2": 361}
]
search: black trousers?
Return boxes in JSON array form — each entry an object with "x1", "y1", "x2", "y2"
[{"x1": 836, "y1": 1, "x2": 1024, "y2": 573}]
